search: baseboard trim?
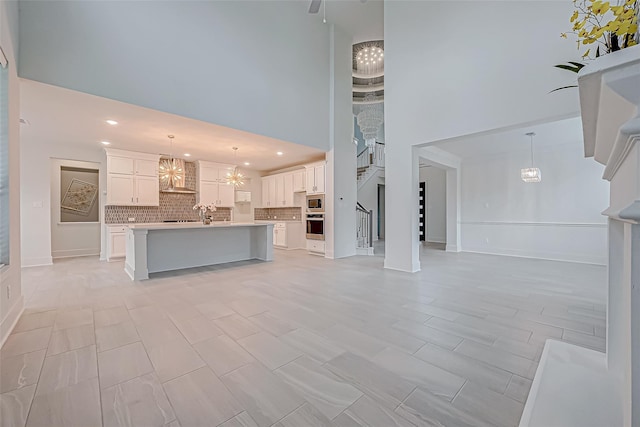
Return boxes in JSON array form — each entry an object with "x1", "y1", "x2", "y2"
[
  {"x1": 0, "y1": 296, "x2": 24, "y2": 349},
  {"x1": 22, "y1": 256, "x2": 53, "y2": 267},
  {"x1": 462, "y1": 247, "x2": 606, "y2": 266},
  {"x1": 427, "y1": 238, "x2": 446, "y2": 244},
  {"x1": 52, "y1": 249, "x2": 100, "y2": 259},
  {"x1": 383, "y1": 258, "x2": 421, "y2": 273}
]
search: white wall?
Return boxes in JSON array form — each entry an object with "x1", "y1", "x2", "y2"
[
  {"x1": 384, "y1": 1, "x2": 583, "y2": 271},
  {"x1": 0, "y1": 0, "x2": 23, "y2": 346},
  {"x1": 18, "y1": 1, "x2": 331, "y2": 151},
  {"x1": 326, "y1": 24, "x2": 356, "y2": 259},
  {"x1": 460, "y1": 142, "x2": 608, "y2": 264},
  {"x1": 20, "y1": 133, "x2": 106, "y2": 266}
]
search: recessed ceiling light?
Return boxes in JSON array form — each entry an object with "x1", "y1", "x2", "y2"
[
  {"x1": 101, "y1": 141, "x2": 111, "y2": 145},
  {"x1": 184, "y1": 153, "x2": 191, "y2": 157},
  {"x1": 276, "y1": 151, "x2": 284, "y2": 156},
  {"x1": 105, "y1": 120, "x2": 118, "y2": 125},
  {"x1": 244, "y1": 162, "x2": 250, "y2": 166}
]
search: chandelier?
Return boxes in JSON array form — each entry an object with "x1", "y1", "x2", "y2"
[
  {"x1": 159, "y1": 135, "x2": 184, "y2": 189},
  {"x1": 226, "y1": 147, "x2": 245, "y2": 187},
  {"x1": 355, "y1": 44, "x2": 384, "y2": 75},
  {"x1": 357, "y1": 92, "x2": 384, "y2": 148},
  {"x1": 521, "y1": 132, "x2": 542, "y2": 183}
]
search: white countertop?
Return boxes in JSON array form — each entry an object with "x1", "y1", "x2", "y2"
[{"x1": 127, "y1": 222, "x2": 272, "y2": 231}]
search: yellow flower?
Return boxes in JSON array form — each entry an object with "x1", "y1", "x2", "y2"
[
  {"x1": 571, "y1": 10, "x2": 579, "y2": 22},
  {"x1": 591, "y1": 1, "x2": 610, "y2": 15},
  {"x1": 560, "y1": 32, "x2": 568, "y2": 38}
]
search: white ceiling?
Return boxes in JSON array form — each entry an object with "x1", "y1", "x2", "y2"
[
  {"x1": 318, "y1": 0, "x2": 383, "y2": 43},
  {"x1": 20, "y1": 79, "x2": 326, "y2": 173},
  {"x1": 430, "y1": 116, "x2": 584, "y2": 159}
]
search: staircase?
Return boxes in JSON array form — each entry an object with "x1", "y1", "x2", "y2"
[
  {"x1": 356, "y1": 202, "x2": 374, "y2": 255},
  {"x1": 357, "y1": 142, "x2": 385, "y2": 190},
  {"x1": 355, "y1": 142, "x2": 384, "y2": 256}
]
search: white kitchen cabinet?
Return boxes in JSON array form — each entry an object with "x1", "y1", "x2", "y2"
[
  {"x1": 105, "y1": 149, "x2": 160, "y2": 206},
  {"x1": 134, "y1": 175, "x2": 160, "y2": 206},
  {"x1": 108, "y1": 156, "x2": 134, "y2": 175},
  {"x1": 261, "y1": 172, "x2": 299, "y2": 207},
  {"x1": 261, "y1": 176, "x2": 275, "y2": 207},
  {"x1": 307, "y1": 239, "x2": 325, "y2": 255},
  {"x1": 107, "y1": 225, "x2": 128, "y2": 261},
  {"x1": 198, "y1": 180, "x2": 235, "y2": 207},
  {"x1": 218, "y1": 182, "x2": 235, "y2": 207},
  {"x1": 283, "y1": 173, "x2": 294, "y2": 206},
  {"x1": 273, "y1": 223, "x2": 287, "y2": 247},
  {"x1": 135, "y1": 159, "x2": 159, "y2": 176},
  {"x1": 305, "y1": 163, "x2": 325, "y2": 195},
  {"x1": 235, "y1": 191, "x2": 251, "y2": 203},
  {"x1": 271, "y1": 222, "x2": 304, "y2": 249},
  {"x1": 107, "y1": 174, "x2": 135, "y2": 205},
  {"x1": 197, "y1": 161, "x2": 236, "y2": 208},
  {"x1": 293, "y1": 170, "x2": 306, "y2": 193}
]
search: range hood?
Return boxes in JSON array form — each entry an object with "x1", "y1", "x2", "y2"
[
  {"x1": 160, "y1": 187, "x2": 196, "y2": 194},
  {"x1": 159, "y1": 157, "x2": 196, "y2": 194}
]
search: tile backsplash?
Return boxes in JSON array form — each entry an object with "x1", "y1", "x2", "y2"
[
  {"x1": 104, "y1": 161, "x2": 232, "y2": 224},
  {"x1": 105, "y1": 199, "x2": 232, "y2": 224},
  {"x1": 254, "y1": 207, "x2": 302, "y2": 221}
]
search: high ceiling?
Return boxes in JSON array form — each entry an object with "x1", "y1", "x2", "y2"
[
  {"x1": 20, "y1": 80, "x2": 326, "y2": 173},
  {"x1": 431, "y1": 116, "x2": 585, "y2": 159},
  {"x1": 315, "y1": 0, "x2": 383, "y2": 43},
  {"x1": 18, "y1": 1, "x2": 384, "y2": 173}
]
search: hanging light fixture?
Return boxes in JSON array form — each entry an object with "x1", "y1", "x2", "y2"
[
  {"x1": 226, "y1": 147, "x2": 245, "y2": 187},
  {"x1": 159, "y1": 135, "x2": 185, "y2": 189},
  {"x1": 357, "y1": 91, "x2": 383, "y2": 152},
  {"x1": 521, "y1": 132, "x2": 542, "y2": 183}
]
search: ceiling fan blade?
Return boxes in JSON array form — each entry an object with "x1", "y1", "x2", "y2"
[{"x1": 308, "y1": 0, "x2": 321, "y2": 14}]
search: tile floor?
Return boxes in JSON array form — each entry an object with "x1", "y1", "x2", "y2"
[{"x1": 0, "y1": 247, "x2": 606, "y2": 427}]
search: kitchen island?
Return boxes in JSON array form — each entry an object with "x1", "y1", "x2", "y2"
[{"x1": 124, "y1": 222, "x2": 274, "y2": 280}]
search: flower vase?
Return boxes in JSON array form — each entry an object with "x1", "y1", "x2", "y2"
[{"x1": 199, "y1": 210, "x2": 210, "y2": 225}]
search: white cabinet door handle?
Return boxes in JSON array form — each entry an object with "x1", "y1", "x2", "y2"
[
  {"x1": 137, "y1": 197, "x2": 139, "y2": 203},
  {"x1": 131, "y1": 197, "x2": 134, "y2": 203}
]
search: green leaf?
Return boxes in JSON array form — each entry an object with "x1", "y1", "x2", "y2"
[
  {"x1": 567, "y1": 62, "x2": 586, "y2": 69},
  {"x1": 549, "y1": 85, "x2": 578, "y2": 93},
  {"x1": 554, "y1": 64, "x2": 583, "y2": 73}
]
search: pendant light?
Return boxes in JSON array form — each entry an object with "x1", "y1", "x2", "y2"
[
  {"x1": 521, "y1": 132, "x2": 541, "y2": 183},
  {"x1": 226, "y1": 147, "x2": 245, "y2": 187},
  {"x1": 159, "y1": 135, "x2": 184, "y2": 189}
]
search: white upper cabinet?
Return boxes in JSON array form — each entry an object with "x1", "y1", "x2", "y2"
[
  {"x1": 293, "y1": 170, "x2": 306, "y2": 193},
  {"x1": 108, "y1": 156, "x2": 135, "y2": 175},
  {"x1": 261, "y1": 170, "x2": 302, "y2": 208},
  {"x1": 197, "y1": 161, "x2": 236, "y2": 207},
  {"x1": 283, "y1": 173, "x2": 294, "y2": 206},
  {"x1": 135, "y1": 158, "x2": 159, "y2": 177},
  {"x1": 306, "y1": 163, "x2": 325, "y2": 195},
  {"x1": 105, "y1": 149, "x2": 160, "y2": 206}
]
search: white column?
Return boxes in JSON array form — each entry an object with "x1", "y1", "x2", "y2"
[
  {"x1": 384, "y1": 143, "x2": 420, "y2": 272},
  {"x1": 325, "y1": 24, "x2": 356, "y2": 259},
  {"x1": 445, "y1": 167, "x2": 461, "y2": 252}
]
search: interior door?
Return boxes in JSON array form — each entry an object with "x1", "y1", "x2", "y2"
[{"x1": 378, "y1": 184, "x2": 385, "y2": 239}]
